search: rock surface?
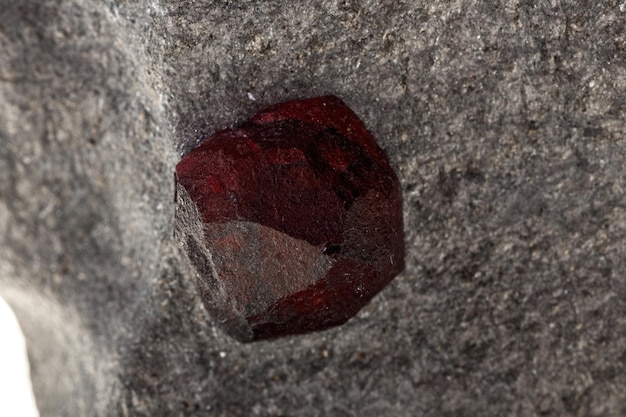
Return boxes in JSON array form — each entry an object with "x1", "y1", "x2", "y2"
[{"x1": 1, "y1": 1, "x2": 625, "y2": 416}]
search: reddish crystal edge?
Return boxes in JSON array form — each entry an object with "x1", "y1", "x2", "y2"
[{"x1": 176, "y1": 95, "x2": 404, "y2": 342}]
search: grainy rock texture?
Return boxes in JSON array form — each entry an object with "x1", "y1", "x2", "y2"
[{"x1": 1, "y1": 1, "x2": 625, "y2": 416}]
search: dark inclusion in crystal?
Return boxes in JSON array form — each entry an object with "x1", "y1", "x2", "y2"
[{"x1": 175, "y1": 95, "x2": 404, "y2": 342}]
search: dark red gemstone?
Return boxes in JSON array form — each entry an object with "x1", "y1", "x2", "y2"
[{"x1": 175, "y1": 95, "x2": 404, "y2": 342}]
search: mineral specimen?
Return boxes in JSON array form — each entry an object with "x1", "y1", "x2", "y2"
[{"x1": 175, "y1": 95, "x2": 404, "y2": 342}]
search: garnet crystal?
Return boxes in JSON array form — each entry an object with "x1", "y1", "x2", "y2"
[{"x1": 175, "y1": 96, "x2": 404, "y2": 342}]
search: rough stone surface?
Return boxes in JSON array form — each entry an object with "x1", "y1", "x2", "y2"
[
  {"x1": 175, "y1": 96, "x2": 404, "y2": 341},
  {"x1": 1, "y1": 1, "x2": 625, "y2": 416}
]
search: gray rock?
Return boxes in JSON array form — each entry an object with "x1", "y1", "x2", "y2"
[{"x1": 1, "y1": 1, "x2": 625, "y2": 416}]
